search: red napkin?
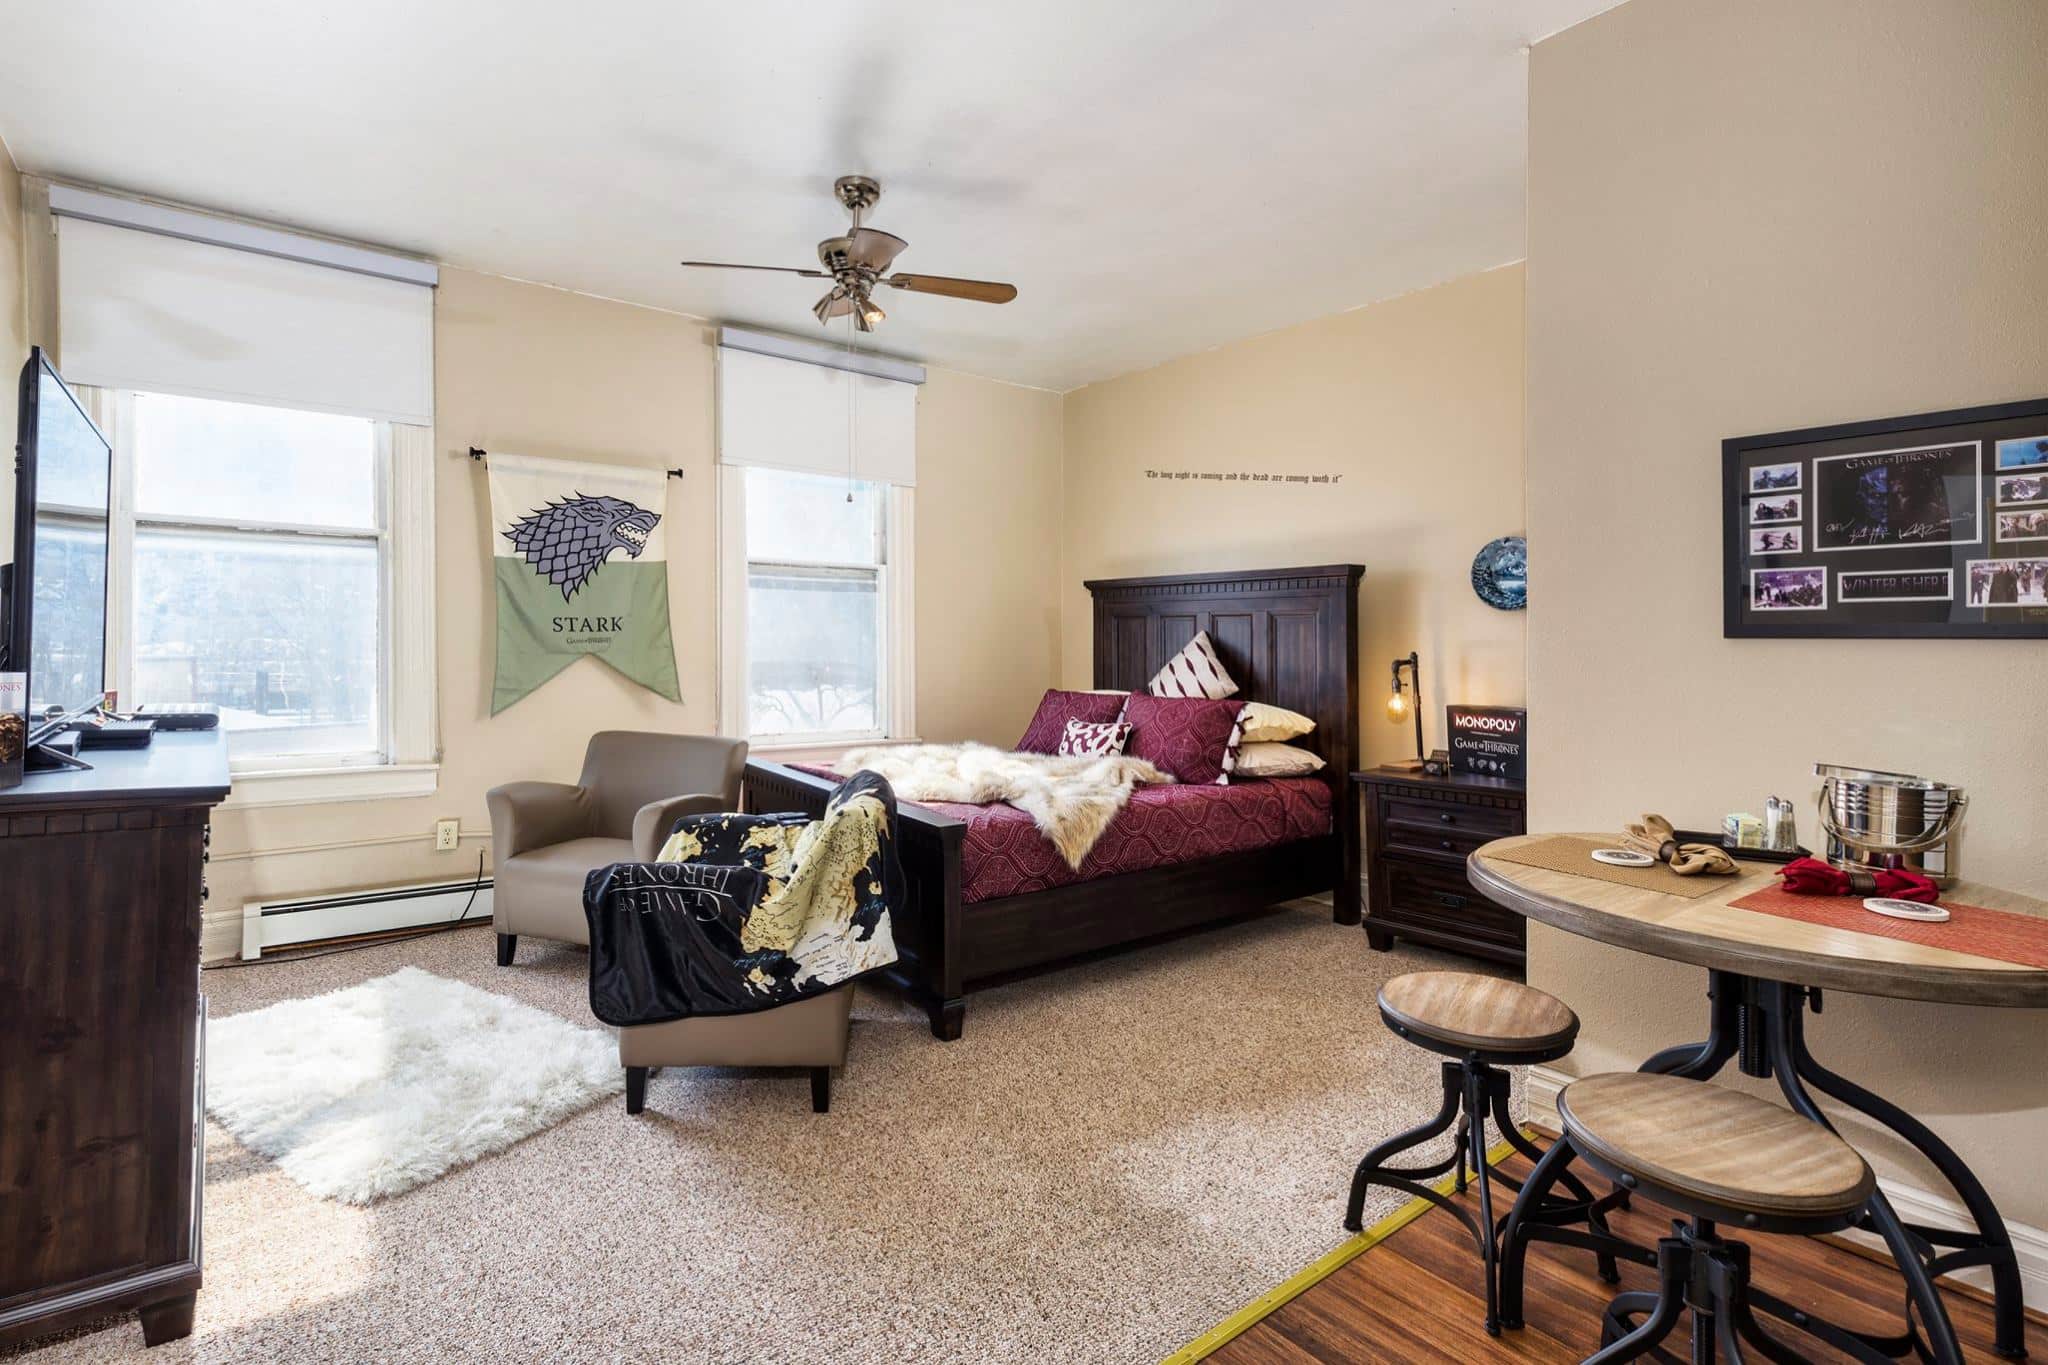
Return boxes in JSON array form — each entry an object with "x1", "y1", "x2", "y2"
[{"x1": 1776, "y1": 856, "x2": 1939, "y2": 904}]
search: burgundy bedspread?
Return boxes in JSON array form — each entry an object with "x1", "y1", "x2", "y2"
[{"x1": 792, "y1": 765, "x2": 1331, "y2": 902}]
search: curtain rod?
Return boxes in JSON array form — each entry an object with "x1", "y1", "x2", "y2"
[{"x1": 467, "y1": 447, "x2": 682, "y2": 479}]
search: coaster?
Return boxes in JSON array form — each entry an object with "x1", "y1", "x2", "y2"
[
  {"x1": 1863, "y1": 896, "x2": 1951, "y2": 923},
  {"x1": 1590, "y1": 848, "x2": 1655, "y2": 867}
]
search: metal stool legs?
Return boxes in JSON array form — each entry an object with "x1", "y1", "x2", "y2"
[
  {"x1": 1346, "y1": 1058, "x2": 1623, "y2": 1337},
  {"x1": 1500, "y1": 1138, "x2": 1649, "y2": 1333},
  {"x1": 1588, "y1": 1221, "x2": 1812, "y2": 1365}
]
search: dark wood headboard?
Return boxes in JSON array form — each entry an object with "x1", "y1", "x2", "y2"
[{"x1": 1085, "y1": 563, "x2": 1364, "y2": 793}]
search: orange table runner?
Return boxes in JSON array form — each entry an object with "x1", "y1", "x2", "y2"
[{"x1": 1728, "y1": 887, "x2": 2048, "y2": 970}]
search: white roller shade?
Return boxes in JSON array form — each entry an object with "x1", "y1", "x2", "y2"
[
  {"x1": 57, "y1": 216, "x2": 434, "y2": 424},
  {"x1": 717, "y1": 345, "x2": 916, "y2": 486}
]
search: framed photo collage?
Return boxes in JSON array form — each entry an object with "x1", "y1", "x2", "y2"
[{"x1": 1724, "y1": 396, "x2": 2048, "y2": 638}]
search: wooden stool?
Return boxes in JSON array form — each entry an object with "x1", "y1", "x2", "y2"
[
  {"x1": 1499, "y1": 1072, "x2": 1951, "y2": 1364},
  {"x1": 1345, "y1": 971, "x2": 1618, "y2": 1336}
]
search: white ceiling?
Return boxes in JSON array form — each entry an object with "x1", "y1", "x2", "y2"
[{"x1": 0, "y1": 1, "x2": 1616, "y2": 392}]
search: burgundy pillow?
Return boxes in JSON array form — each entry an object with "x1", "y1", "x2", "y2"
[
  {"x1": 1017, "y1": 689, "x2": 1128, "y2": 754},
  {"x1": 1122, "y1": 693, "x2": 1249, "y2": 785}
]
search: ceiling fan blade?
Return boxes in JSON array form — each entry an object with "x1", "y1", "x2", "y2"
[
  {"x1": 884, "y1": 274, "x2": 1018, "y2": 304},
  {"x1": 679, "y1": 261, "x2": 830, "y2": 278}
]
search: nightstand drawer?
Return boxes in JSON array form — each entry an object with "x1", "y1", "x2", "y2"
[
  {"x1": 1379, "y1": 856, "x2": 1522, "y2": 947},
  {"x1": 1382, "y1": 796, "x2": 1520, "y2": 839},
  {"x1": 1381, "y1": 820, "x2": 1496, "y2": 864}
]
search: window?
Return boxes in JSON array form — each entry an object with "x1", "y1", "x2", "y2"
[
  {"x1": 720, "y1": 466, "x2": 914, "y2": 746},
  {"x1": 40, "y1": 192, "x2": 438, "y2": 801},
  {"x1": 61, "y1": 386, "x2": 438, "y2": 796}
]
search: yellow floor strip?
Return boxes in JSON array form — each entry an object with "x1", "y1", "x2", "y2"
[{"x1": 1160, "y1": 1135, "x2": 1521, "y2": 1365}]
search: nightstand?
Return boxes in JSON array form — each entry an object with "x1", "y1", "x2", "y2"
[{"x1": 1352, "y1": 766, "x2": 1527, "y2": 966}]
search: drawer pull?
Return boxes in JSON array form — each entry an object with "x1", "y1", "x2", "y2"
[
  {"x1": 1439, "y1": 812, "x2": 1455, "y2": 824},
  {"x1": 1431, "y1": 890, "x2": 1469, "y2": 911},
  {"x1": 1439, "y1": 838, "x2": 1454, "y2": 850}
]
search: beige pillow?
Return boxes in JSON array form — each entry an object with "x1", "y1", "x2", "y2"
[
  {"x1": 1232, "y1": 742, "x2": 1326, "y2": 778},
  {"x1": 1147, "y1": 630, "x2": 1240, "y2": 700},
  {"x1": 1238, "y1": 702, "x2": 1315, "y2": 744}
]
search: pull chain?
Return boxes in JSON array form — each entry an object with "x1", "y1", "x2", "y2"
[{"x1": 844, "y1": 309, "x2": 856, "y2": 502}]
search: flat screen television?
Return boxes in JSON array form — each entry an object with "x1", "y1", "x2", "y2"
[{"x1": 2, "y1": 347, "x2": 113, "y2": 722}]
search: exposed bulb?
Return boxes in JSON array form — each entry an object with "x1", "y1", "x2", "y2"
[{"x1": 1385, "y1": 688, "x2": 1410, "y2": 723}]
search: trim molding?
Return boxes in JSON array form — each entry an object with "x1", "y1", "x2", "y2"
[
  {"x1": 1526, "y1": 1064, "x2": 2048, "y2": 1311},
  {"x1": 1159, "y1": 1135, "x2": 1519, "y2": 1365}
]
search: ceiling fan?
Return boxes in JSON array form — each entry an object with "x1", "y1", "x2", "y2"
[{"x1": 680, "y1": 175, "x2": 1018, "y2": 333}]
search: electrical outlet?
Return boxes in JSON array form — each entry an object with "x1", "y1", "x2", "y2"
[{"x1": 434, "y1": 818, "x2": 460, "y2": 852}]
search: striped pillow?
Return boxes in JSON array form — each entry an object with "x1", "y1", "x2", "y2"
[
  {"x1": 1148, "y1": 630, "x2": 1239, "y2": 700},
  {"x1": 1057, "y1": 718, "x2": 1131, "y2": 757}
]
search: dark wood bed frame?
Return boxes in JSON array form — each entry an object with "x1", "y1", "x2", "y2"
[{"x1": 744, "y1": 563, "x2": 1363, "y2": 1040}]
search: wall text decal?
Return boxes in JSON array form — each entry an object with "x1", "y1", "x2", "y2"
[{"x1": 1144, "y1": 468, "x2": 1344, "y2": 486}]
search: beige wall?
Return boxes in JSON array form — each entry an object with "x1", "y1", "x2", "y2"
[
  {"x1": 915, "y1": 365, "x2": 1065, "y2": 744},
  {"x1": 202, "y1": 268, "x2": 1063, "y2": 956},
  {"x1": 1059, "y1": 265, "x2": 1526, "y2": 765},
  {"x1": 1527, "y1": 0, "x2": 2048, "y2": 1225}
]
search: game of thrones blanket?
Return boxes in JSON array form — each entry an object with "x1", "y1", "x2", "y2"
[
  {"x1": 582, "y1": 770, "x2": 903, "y2": 1026},
  {"x1": 487, "y1": 452, "x2": 680, "y2": 713}
]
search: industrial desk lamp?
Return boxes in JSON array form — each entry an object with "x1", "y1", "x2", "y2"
[{"x1": 1385, "y1": 651, "x2": 1424, "y2": 770}]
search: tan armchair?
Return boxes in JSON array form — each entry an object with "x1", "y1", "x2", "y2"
[{"x1": 486, "y1": 731, "x2": 747, "y2": 964}]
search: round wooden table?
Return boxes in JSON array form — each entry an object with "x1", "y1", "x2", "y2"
[{"x1": 1470, "y1": 834, "x2": 2048, "y2": 1362}]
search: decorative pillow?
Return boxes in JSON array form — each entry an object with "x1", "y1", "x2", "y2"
[
  {"x1": 1232, "y1": 741, "x2": 1327, "y2": 778},
  {"x1": 1121, "y1": 693, "x2": 1249, "y2": 785},
  {"x1": 1017, "y1": 689, "x2": 1128, "y2": 754},
  {"x1": 1057, "y1": 718, "x2": 1131, "y2": 758},
  {"x1": 1147, "y1": 630, "x2": 1239, "y2": 700},
  {"x1": 1238, "y1": 701, "x2": 1316, "y2": 744}
]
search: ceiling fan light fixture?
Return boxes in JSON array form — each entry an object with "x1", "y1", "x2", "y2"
[{"x1": 681, "y1": 175, "x2": 1018, "y2": 326}]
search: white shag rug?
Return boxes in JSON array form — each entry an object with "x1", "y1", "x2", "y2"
[{"x1": 205, "y1": 965, "x2": 621, "y2": 1204}]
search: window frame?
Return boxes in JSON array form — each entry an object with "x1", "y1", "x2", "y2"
[
  {"x1": 717, "y1": 464, "x2": 915, "y2": 752},
  {"x1": 78, "y1": 386, "x2": 438, "y2": 806}
]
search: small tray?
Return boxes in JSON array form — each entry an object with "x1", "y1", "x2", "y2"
[{"x1": 1672, "y1": 828, "x2": 1810, "y2": 866}]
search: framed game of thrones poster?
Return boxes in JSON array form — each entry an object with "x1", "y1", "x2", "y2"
[{"x1": 1723, "y1": 395, "x2": 2048, "y2": 638}]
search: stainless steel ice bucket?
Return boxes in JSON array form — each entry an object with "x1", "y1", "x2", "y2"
[{"x1": 1814, "y1": 763, "x2": 1967, "y2": 887}]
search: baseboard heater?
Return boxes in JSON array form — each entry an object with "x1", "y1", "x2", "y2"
[{"x1": 240, "y1": 877, "x2": 495, "y2": 959}]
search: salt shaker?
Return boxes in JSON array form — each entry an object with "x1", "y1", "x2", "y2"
[{"x1": 1764, "y1": 795, "x2": 1797, "y2": 852}]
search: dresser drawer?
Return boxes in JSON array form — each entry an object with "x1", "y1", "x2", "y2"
[
  {"x1": 1377, "y1": 855, "x2": 1523, "y2": 948},
  {"x1": 1382, "y1": 796, "x2": 1520, "y2": 840}
]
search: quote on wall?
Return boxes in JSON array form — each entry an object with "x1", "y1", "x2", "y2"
[{"x1": 1145, "y1": 469, "x2": 1344, "y2": 486}]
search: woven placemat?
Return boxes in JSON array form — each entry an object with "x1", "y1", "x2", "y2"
[
  {"x1": 1729, "y1": 887, "x2": 2048, "y2": 969},
  {"x1": 1485, "y1": 835, "x2": 1737, "y2": 900}
]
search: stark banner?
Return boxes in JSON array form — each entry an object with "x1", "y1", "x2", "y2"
[{"x1": 487, "y1": 452, "x2": 680, "y2": 713}]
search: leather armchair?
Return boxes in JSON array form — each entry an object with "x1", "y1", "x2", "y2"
[{"x1": 486, "y1": 731, "x2": 747, "y2": 964}]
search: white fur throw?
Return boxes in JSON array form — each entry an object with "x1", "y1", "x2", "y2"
[{"x1": 840, "y1": 742, "x2": 1173, "y2": 870}]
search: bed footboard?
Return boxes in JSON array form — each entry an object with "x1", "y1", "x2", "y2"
[{"x1": 744, "y1": 761, "x2": 968, "y2": 1039}]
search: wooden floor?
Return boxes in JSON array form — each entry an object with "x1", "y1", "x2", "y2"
[{"x1": 1211, "y1": 1144, "x2": 2045, "y2": 1364}]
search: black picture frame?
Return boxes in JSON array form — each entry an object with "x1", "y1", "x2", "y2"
[{"x1": 1723, "y1": 395, "x2": 2048, "y2": 638}]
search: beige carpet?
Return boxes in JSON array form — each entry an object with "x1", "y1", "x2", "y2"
[{"x1": 12, "y1": 900, "x2": 1506, "y2": 1364}]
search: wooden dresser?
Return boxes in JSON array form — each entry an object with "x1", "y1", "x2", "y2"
[
  {"x1": 1353, "y1": 766, "x2": 1526, "y2": 966},
  {"x1": 0, "y1": 732, "x2": 228, "y2": 1349}
]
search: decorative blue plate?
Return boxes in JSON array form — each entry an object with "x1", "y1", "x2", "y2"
[{"x1": 1471, "y1": 535, "x2": 1527, "y2": 611}]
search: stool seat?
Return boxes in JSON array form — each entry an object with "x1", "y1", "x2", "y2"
[
  {"x1": 1559, "y1": 1072, "x2": 1875, "y2": 1219},
  {"x1": 1378, "y1": 971, "x2": 1579, "y2": 1055}
]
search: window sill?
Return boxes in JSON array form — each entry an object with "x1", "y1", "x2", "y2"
[
  {"x1": 223, "y1": 761, "x2": 440, "y2": 810},
  {"x1": 745, "y1": 736, "x2": 923, "y2": 767}
]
